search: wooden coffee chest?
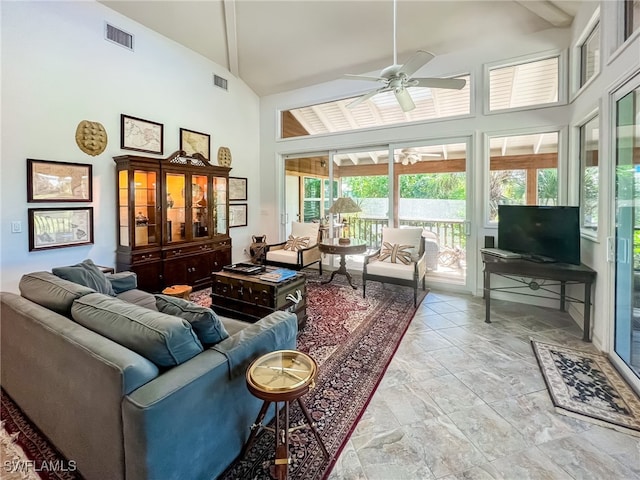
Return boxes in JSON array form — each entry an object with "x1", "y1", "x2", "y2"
[{"x1": 211, "y1": 269, "x2": 307, "y2": 329}]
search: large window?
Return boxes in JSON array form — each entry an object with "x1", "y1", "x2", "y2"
[
  {"x1": 488, "y1": 132, "x2": 559, "y2": 221},
  {"x1": 579, "y1": 115, "x2": 599, "y2": 232},
  {"x1": 488, "y1": 56, "x2": 559, "y2": 112},
  {"x1": 281, "y1": 75, "x2": 470, "y2": 138}
]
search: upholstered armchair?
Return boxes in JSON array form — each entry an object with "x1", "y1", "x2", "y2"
[
  {"x1": 264, "y1": 222, "x2": 322, "y2": 274},
  {"x1": 362, "y1": 227, "x2": 427, "y2": 306}
]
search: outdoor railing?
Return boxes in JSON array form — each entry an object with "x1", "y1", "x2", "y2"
[{"x1": 344, "y1": 217, "x2": 466, "y2": 252}]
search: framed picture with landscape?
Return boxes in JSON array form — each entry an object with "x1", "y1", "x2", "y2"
[
  {"x1": 28, "y1": 207, "x2": 94, "y2": 251},
  {"x1": 27, "y1": 159, "x2": 92, "y2": 202},
  {"x1": 180, "y1": 128, "x2": 210, "y2": 160},
  {"x1": 121, "y1": 114, "x2": 164, "y2": 155}
]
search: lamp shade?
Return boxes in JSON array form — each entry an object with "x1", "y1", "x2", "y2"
[{"x1": 328, "y1": 197, "x2": 361, "y2": 214}]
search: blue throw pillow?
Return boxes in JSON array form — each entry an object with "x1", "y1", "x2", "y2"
[
  {"x1": 53, "y1": 259, "x2": 115, "y2": 296},
  {"x1": 155, "y1": 294, "x2": 229, "y2": 346}
]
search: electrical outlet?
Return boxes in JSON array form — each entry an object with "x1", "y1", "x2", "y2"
[
  {"x1": 243, "y1": 248, "x2": 248, "y2": 255},
  {"x1": 11, "y1": 221, "x2": 21, "y2": 233}
]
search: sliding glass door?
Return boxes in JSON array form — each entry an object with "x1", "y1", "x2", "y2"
[{"x1": 614, "y1": 74, "x2": 640, "y2": 383}]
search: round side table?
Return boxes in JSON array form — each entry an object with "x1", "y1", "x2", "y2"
[
  {"x1": 161, "y1": 284, "x2": 192, "y2": 300},
  {"x1": 242, "y1": 350, "x2": 329, "y2": 480}
]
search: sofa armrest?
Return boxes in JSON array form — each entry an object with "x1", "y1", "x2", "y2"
[
  {"x1": 364, "y1": 248, "x2": 381, "y2": 266},
  {"x1": 122, "y1": 311, "x2": 298, "y2": 480}
]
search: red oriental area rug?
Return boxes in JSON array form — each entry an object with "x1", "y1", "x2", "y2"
[
  {"x1": 0, "y1": 270, "x2": 425, "y2": 480},
  {"x1": 213, "y1": 270, "x2": 427, "y2": 479}
]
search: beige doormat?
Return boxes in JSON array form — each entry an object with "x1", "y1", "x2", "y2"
[{"x1": 531, "y1": 340, "x2": 640, "y2": 437}]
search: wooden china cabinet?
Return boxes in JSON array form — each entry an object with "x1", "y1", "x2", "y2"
[{"x1": 114, "y1": 150, "x2": 231, "y2": 292}]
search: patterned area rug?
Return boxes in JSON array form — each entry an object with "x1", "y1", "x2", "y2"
[
  {"x1": 0, "y1": 272, "x2": 424, "y2": 479},
  {"x1": 531, "y1": 340, "x2": 640, "y2": 437},
  {"x1": 1, "y1": 393, "x2": 82, "y2": 480},
  {"x1": 204, "y1": 271, "x2": 427, "y2": 479}
]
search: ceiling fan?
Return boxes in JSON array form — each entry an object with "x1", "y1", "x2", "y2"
[
  {"x1": 344, "y1": 0, "x2": 466, "y2": 112},
  {"x1": 396, "y1": 148, "x2": 441, "y2": 165}
]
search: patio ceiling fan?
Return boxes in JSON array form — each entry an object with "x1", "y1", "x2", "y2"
[
  {"x1": 344, "y1": 0, "x2": 466, "y2": 112},
  {"x1": 396, "y1": 148, "x2": 441, "y2": 165}
]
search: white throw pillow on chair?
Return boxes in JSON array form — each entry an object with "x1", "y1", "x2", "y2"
[{"x1": 380, "y1": 227, "x2": 422, "y2": 261}]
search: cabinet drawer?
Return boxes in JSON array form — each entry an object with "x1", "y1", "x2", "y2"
[
  {"x1": 131, "y1": 251, "x2": 161, "y2": 264},
  {"x1": 163, "y1": 244, "x2": 211, "y2": 259}
]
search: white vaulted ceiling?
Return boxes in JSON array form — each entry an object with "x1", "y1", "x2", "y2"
[{"x1": 100, "y1": 0, "x2": 583, "y2": 97}]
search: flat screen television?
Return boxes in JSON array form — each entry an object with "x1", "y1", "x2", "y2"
[{"x1": 497, "y1": 205, "x2": 581, "y2": 265}]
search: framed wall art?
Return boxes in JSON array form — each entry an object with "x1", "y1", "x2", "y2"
[
  {"x1": 229, "y1": 177, "x2": 247, "y2": 201},
  {"x1": 27, "y1": 159, "x2": 92, "y2": 202},
  {"x1": 28, "y1": 207, "x2": 94, "y2": 251},
  {"x1": 229, "y1": 204, "x2": 247, "y2": 228},
  {"x1": 121, "y1": 114, "x2": 164, "y2": 155},
  {"x1": 180, "y1": 128, "x2": 210, "y2": 159}
]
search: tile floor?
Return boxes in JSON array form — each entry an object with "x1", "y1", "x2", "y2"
[{"x1": 327, "y1": 289, "x2": 640, "y2": 480}]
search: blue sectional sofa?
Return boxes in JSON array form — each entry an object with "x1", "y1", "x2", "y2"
[{"x1": 0, "y1": 265, "x2": 297, "y2": 480}]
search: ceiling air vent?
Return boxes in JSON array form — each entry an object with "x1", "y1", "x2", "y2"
[
  {"x1": 105, "y1": 22, "x2": 134, "y2": 51},
  {"x1": 213, "y1": 74, "x2": 228, "y2": 91}
]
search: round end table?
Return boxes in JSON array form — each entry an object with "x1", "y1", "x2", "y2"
[
  {"x1": 242, "y1": 350, "x2": 329, "y2": 479},
  {"x1": 161, "y1": 284, "x2": 192, "y2": 300}
]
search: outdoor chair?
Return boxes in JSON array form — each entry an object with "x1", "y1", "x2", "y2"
[
  {"x1": 362, "y1": 226, "x2": 427, "y2": 306},
  {"x1": 422, "y1": 229, "x2": 440, "y2": 271},
  {"x1": 264, "y1": 221, "x2": 322, "y2": 273}
]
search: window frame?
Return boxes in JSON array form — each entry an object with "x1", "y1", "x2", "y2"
[
  {"x1": 577, "y1": 112, "x2": 600, "y2": 239},
  {"x1": 484, "y1": 128, "x2": 564, "y2": 226},
  {"x1": 571, "y1": 8, "x2": 601, "y2": 100},
  {"x1": 483, "y1": 50, "x2": 567, "y2": 115}
]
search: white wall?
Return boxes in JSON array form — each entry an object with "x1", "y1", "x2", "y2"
[{"x1": 0, "y1": 1, "x2": 260, "y2": 292}]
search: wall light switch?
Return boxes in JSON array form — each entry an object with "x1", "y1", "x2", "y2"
[{"x1": 11, "y1": 221, "x2": 22, "y2": 233}]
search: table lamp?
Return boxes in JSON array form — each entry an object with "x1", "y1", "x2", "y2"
[{"x1": 327, "y1": 197, "x2": 361, "y2": 244}]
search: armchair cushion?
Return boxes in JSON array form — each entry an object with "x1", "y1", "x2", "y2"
[
  {"x1": 365, "y1": 259, "x2": 416, "y2": 281},
  {"x1": 266, "y1": 249, "x2": 299, "y2": 265},
  {"x1": 290, "y1": 222, "x2": 320, "y2": 247},
  {"x1": 284, "y1": 235, "x2": 310, "y2": 251},
  {"x1": 381, "y1": 227, "x2": 423, "y2": 261},
  {"x1": 379, "y1": 242, "x2": 413, "y2": 264}
]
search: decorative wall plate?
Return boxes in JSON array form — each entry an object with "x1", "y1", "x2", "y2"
[
  {"x1": 75, "y1": 120, "x2": 107, "y2": 156},
  {"x1": 217, "y1": 146, "x2": 232, "y2": 167}
]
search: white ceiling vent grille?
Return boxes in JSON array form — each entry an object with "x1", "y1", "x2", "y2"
[
  {"x1": 105, "y1": 23, "x2": 134, "y2": 51},
  {"x1": 213, "y1": 74, "x2": 228, "y2": 91}
]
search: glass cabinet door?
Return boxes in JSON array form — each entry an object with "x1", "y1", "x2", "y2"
[
  {"x1": 133, "y1": 170, "x2": 159, "y2": 247},
  {"x1": 214, "y1": 176, "x2": 227, "y2": 234},
  {"x1": 192, "y1": 174, "x2": 209, "y2": 239},
  {"x1": 165, "y1": 172, "x2": 186, "y2": 243}
]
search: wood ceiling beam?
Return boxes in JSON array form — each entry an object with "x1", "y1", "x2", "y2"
[{"x1": 222, "y1": 0, "x2": 239, "y2": 76}]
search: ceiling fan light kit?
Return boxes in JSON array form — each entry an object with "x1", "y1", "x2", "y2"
[{"x1": 344, "y1": 0, "x2": 466, "y2": 113}]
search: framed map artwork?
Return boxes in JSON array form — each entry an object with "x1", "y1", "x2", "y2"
[
  {"x1": 229, "y1": 204, "x2": 247, "y2": 228},
  {"x1": 229, "y1": 177, "x2": 247, "y2": 201},
  {"x1": 121, "y1": 114, "x2": 164, "y2": 155},
  {"x1": 28, "y1": 207, "x2": 94, "y2": 251},
  {"x1": 27, "y1": 159, "x2": 92, "y2": 202},
  {"x1": 180, "y1": 128, "x2": 210, "y2": 160}
]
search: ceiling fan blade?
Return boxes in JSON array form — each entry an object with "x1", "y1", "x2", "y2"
[
  {"x1": 399, "y1": 50, "x2": 434, "y2": 77},
  {"x1": 347, "y1": 87, "x2": 389, "y2": 109},
  {"x1": 412, "y1": 77, "x2": 466, "y2": 90},
  {"x1": 343, "y1": 74, "x2": 386, "y2": 82},
  {"x1": 395, "y1": 88, "x2": 415, "y2": 112}
]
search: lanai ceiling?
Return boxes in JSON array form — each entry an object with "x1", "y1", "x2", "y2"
[{"x1": 100, "y1": 0, "x2": 583, "y2": 97}]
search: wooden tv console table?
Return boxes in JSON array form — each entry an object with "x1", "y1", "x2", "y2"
[{"x1": 481, "y1": 252, "x2": 596, "y2": 342}]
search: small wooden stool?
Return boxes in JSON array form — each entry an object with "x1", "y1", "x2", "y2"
[{"x1": 161, "y1": 284, "x2": 192, "y2": 300}]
